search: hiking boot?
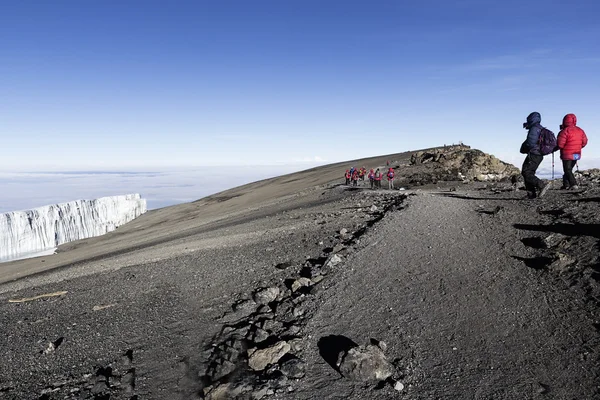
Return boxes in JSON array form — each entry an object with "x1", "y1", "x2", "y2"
[
  {"x1": 538, "y1": 181, "x2": 551, "y2": 198},
  {"x1": 570, "y1": 185, "x2": 579, "y2": 190},
  {"x1": 560, "y1": 185, "x2": 570, "y2": 190}
]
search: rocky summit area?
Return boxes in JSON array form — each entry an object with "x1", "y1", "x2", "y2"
[{"x1": 0, "y1": 146, "x2": 599, "y2": 400}]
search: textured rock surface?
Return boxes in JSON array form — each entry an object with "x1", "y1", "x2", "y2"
[{"x1": 337, "y1": 344, "x2": 394, "y2": 382}]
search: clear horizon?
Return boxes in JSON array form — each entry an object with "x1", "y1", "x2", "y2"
[{"x1": 2, "y1": 1, "x2": 599, "y2": 173}]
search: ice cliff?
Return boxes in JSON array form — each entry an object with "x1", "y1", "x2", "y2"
[{"x1": 0, "y1": 194, "x2": 146, "y2": 262}]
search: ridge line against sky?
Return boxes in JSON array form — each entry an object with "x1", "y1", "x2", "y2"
[{"x1": 1, "y1": 0, "x2": 599, "y2": 171}]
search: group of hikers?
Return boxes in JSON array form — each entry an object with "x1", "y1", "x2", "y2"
[
  {"x1": 521, "y1": 112, "x2": 589, "y2": 199},
  {"x1": 344, "y1": 164, "x2": 395, "y2": 190}
]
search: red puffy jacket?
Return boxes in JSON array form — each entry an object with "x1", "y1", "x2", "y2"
[{"x1": 557, "y1": 114, "x2": 588, "y2": 160}]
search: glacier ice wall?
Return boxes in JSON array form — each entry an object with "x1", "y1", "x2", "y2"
[{"x1": 0, "y1": 194, "x2": 147, "y2": 262}]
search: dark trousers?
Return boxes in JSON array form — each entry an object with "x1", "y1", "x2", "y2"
[
  {"x1": 562, "y1": 160, "x2": 577, "y2": 187},
  {"x1": 521, "y1": 154, "x2": 544, "y2": 195}
]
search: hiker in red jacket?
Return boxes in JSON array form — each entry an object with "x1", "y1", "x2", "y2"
[
  {"x1": 344, "y1": 170, "x2": 351, "y2": 185},
  {"x1": 368, "y1": 169, "x2": 375, "y2": 189},
  {"x1": 352, "y1": 169, "x2": 359, "y2": 186},
  {"x1": 374, "y1": 168, "x2": 382, "y2": 189},
  {"x1": 387, "y1": 167, "x2": 395, "y2": 189},
  {"x1": 557, "y1": 113, "x2": 588, "y2": 190}
]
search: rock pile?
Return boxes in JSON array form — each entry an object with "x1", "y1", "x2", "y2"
[
  {"x1": 407, "y1": 146, "x2": 520, "y2": 184},
  {"x1": 198, "y1": 192, "x2": 408, "y2": 399},
  {"x1": 577, "y1": 168, "x2": 600, "y2": 186}
]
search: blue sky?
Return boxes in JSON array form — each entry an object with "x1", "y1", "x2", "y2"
[{"x1": 1, "y1": 0, "x2": 599, "y2": 172}]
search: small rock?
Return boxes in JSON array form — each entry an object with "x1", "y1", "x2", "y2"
[
  {"x1": 209, "y1": 359, "x2": 237, "y2": 381},
  {"x1": 232, "y1": 299, "x2": 257, "y2": 317},
  {"x1": 292, "y1": 307, "x2": 305, "y2": 318},
  {"x1": 548, "y1": 253, "x2": 576, "y2": 273},
  {"x1": 370, "y1": 205, "x2": 378, "y2": 212},
  {"x1": 394, "y1": 381, "x2": 405, "y2": 391},
  {"x1": 253, "y1": 287, "x2": 280, "y2": 305},
  {"x1": 311, "y1": 275, "x2": 324, "y2": 284},
  {"x1": 252, "y1": 387, "x2": 275, "y2": 400},
  {"x1": 340, "y1": 228, "x2": 348, "y2": 236},
  {"x1": 291, "y1": 278, "x2": 312, "y2": 293},
  {"x1": 332, "y1": 243, "x2": 346, "y2": 253},
  {"x1": 544, "y1": 233, "x2": 567, "y2": 248},
  {"x1": 280, "y1": 358, "x2": 306, "y2": 379},
  {"x1": 249, "y1": 327, "x2": 270, "y2": 344},
  {"x1": 337, "y1": 344, "x2": 394, "y2": 382},
  {"x1": 326, "y1": 254, "x2": 343, "y2": 268},
  {"x1": 248, "y1": 341, "x2": 291, "y2": 371}
]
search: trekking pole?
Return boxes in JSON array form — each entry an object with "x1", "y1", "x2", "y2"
[
  {"x1": 575, "y1": 161, "x2": 581, "y2": 186},
  {"x1": 551, "y1": 152, "x2": 555, "y2": 180}
]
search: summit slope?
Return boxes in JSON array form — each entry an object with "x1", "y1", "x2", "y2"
[{"x1": 0, "y1": 146, "x2": 598, "y2": 399}]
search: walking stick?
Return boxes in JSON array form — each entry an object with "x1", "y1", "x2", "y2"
[{"x1": 552, "y1": 152, "x2": 554, "y2": 179}]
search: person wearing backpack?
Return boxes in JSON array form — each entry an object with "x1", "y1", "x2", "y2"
[
  {"x1": 387, "y1": 167, "x2": 395, "y2": 189},
  {"x1": 344, "y1": 169, "x2": 351, "y2": 185},
  {"x1": 557, "y1": 113, "x2": 588, "y2": 190},
  {"x1": 352, "y1": 169, "x2": 359, "y2": 186},
  {"x1": 374, "y1": 168, "x2": 382, "y2": 189},
  {"x1": 368, "y1": 168, "x2": 375, "y2": 189},
  {"x1": 520, "y1": 112, "x2": 552, "y2": 199}
]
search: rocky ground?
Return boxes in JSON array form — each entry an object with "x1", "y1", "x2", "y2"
[{"x1": 0, "y1": 146, "x2": 599, "y2": 400}]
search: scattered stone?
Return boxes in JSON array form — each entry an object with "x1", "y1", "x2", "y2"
[
  {"x1": 92, "y1": 304, "x2": 117, "y2": 311},
  {"x1": 544, "y1": 233, "x2": 568, "y2": 248},
  {"x1": 248, "y1": 341, "x2": 291, "y2": 371},
  {"x1": 252, "y1": 386, "x2": 275, "y2": 399},
  {"x1": 280, "y1": 358, "x2": 306, "y2": 379},
  {"x1": 291, "y1": 278, "x2": 312, "y2": 293},
  {"x1": 288, "y1": 338, "x2": 303, "y2": 352},
  {"x1": 232, "y1": 299, "x2": 257, "y2": 318},
  {"x1": 204, "y1": 382, "x2": 252, "y2": 400},
  {"x1": 339, "y1": 228, "x2": 348, "y2": 236},
  {"x1": 249, "y1": 327, "x2": 270, "y2": 344},
  {"x1": 370, "y1": 205, "x2": 378, "y2": 212},
  {"x1": 326, "y1": 254, "x2": 343, "y2": 268},
  {"x1": 292, "y1": 307, "x2": 305, "y2": 318},
  {"x1": 332, "y1": 243, "x2": 346, "y2": 253},
  {"x1": 311, "y1": 275, "x2": 324, "y2": 284},
  {"x1": 394, "y1": 381, "x2": 405, "y2": 391},
  {"x1": 337, "y1": 343, "x2": 394, "y2": 382},
  {"x1": 548, "y1": 253, "x2": 576, "y2": 273}
]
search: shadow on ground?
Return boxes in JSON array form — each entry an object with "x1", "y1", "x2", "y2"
[
  {"x1": 514, "y1": 223, "x2": 600, "y2": 239},
  {"x1": 512, "y1": 255, "x2": 554, "y2": 270},
  {"x1": 317, "y1": 335, "x2": 358, "y2": 373},
  {"x1": 436, "y1": 193, "x2": 521, "y2": 201}
]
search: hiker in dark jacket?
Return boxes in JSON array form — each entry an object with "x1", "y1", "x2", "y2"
[
  {"x1": 520, "y1": 112, "x2": 550, "y2": 199},
  {"x1": 557, "y1": 113, "x2": 588, "y2": 190}
]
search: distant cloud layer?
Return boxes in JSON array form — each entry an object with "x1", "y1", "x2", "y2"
[{"x1": 0, "y1": 165, "x2": 321, "y2": 213}]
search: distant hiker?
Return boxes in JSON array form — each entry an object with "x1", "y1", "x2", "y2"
[
  {"x1": 358, "y1": 168, "x2": 365, "y2": 181},
  {"x1": 557, "y1": 113, "x2": 588, "y2": 190},
  {"x1": 386, "y1": 160, "x2": 390, "y2": 166},
  {"x1": 368, "y1": 168, "x2": 375, "y2": 189},
  {"x1": 352, "y1": 169, "x2": 359, "y2": 186},
  {"x1": 387, "y1": 167, "x2": 395, "y2": 189},
  {"x1": 345, "y1": 169, "x2": 351, "y2": 185},
  {"x1": 374, "y1": 168, "x2": 382, "y2": 189},
  {"x1": 519, "y1": 112, "x2": 552, "y2": 199}
]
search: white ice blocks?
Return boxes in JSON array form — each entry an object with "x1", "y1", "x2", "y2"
[{"x1": 0, "y1": 194, "x2": 146, "y2": 262}]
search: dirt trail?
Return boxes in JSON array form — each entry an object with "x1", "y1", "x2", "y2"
[{"x1": 299, "y1": 191, "x2": 600, "y2": 399}]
